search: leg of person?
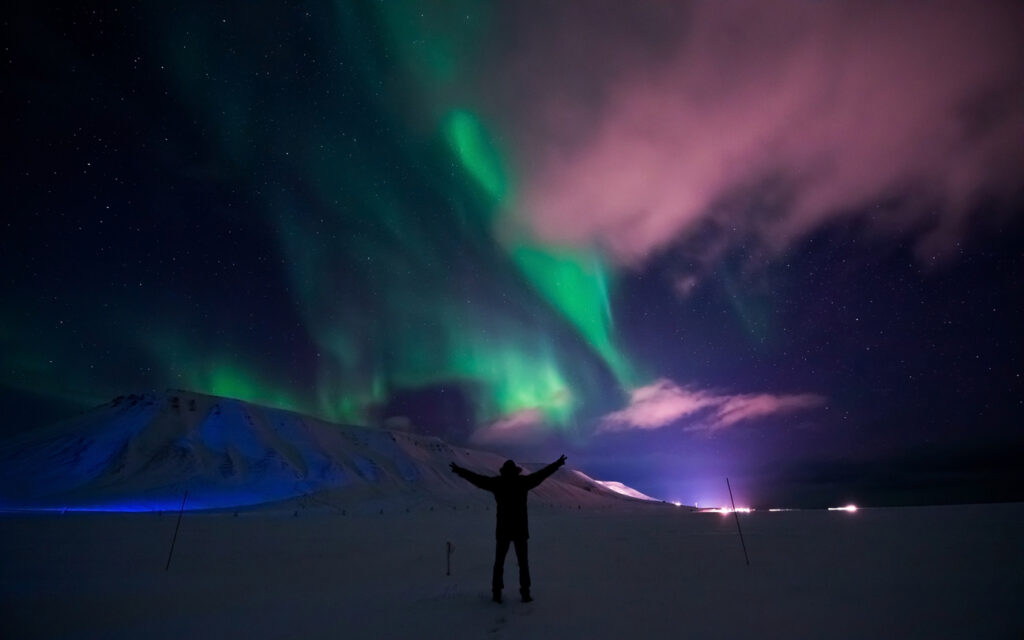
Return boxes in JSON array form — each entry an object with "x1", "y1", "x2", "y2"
[
  {"x1": 492, "y1": 538, "x2": 511, "y2": 602},
  {"x1": 513, "y1": 538, "x2": 532, "y2": 602}
]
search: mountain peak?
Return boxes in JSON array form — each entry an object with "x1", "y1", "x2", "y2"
[{"x1": 0, "y1": 390, "x2": 661, "y2": 513}]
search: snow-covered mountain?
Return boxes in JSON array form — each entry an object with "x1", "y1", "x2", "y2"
[{"x1": 0, "y1": 389, "x2": 659, "y2": 512}]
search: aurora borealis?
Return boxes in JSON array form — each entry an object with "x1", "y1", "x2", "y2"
[{"x1": 3, "y1": 1, "x2": 1023, "y2": 507}]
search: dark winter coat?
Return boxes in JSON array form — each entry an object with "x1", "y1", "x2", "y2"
[{"x1": 451, "y1": 459, "x2": 564, "y2": 540}]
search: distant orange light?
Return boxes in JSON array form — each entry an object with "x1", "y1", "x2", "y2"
[
  {"x1": 828, "y1": 504, "x2": 858, "y2": 512},
  {"x1": 695, "y1": 506, "x2": 752, "y2": 515}
]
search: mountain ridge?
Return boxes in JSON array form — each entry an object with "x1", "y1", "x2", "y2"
[{"x1": 0, "y1": 389, "x2": 664, "y2": 512}]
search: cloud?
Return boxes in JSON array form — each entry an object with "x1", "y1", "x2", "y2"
[
  {"x1": 489, "y1": 0, "x2": 1024, "y2": 265},
  {"x1": 713, "y1": 392, "x2": 826, "y2": 428},
  {"x1": 382, "y1": 415, "x2": 417, "y2": 433},
  {"x1": 599, "y1": 380, "x2": 718, "y2": 429},
  {"x1": 599, "y1": 379, "x2": 824, "y2": 433},
  {"x1": 470, "y1": 408, "x2": 549, "y2": 445}
]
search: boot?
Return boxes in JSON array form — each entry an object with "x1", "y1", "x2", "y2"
[
  {"x1": 520, "y1": 589, "x2": 533, "y2": 603},
  {"x1": 492, "y1": 590, "x2": 502, "y2": 603}
]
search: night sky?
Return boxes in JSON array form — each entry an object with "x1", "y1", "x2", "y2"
[{"x1": 3, "y1": 1, "x2": 1023, "y2": 508}]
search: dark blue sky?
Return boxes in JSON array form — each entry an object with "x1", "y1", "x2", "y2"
[{"x1": 3, "y1": 2, "x2": 1022, "y2": 507}]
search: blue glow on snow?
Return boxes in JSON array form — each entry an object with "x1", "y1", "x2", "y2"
[{"x1": 0, "y1": 392, "x2": 452, "y2": 513}]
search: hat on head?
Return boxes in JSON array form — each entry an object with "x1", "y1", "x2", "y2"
[{"x1": 499, "y1": 459, "x2": 522, "y2": 476}]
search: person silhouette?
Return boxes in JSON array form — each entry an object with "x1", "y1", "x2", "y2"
[{"x1": 450, "y1": 454, "x2": 567, "y2": 603}]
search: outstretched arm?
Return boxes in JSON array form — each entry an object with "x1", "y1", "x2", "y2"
[
  {"x1": 524, "y1": 454, "x2": 567, "y2": 490},
  {"x1": 450, "y1": 462, "x2": 497, "y2": 491}
]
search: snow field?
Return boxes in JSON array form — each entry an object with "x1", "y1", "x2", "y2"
[{"x1": 1, "y1": 502, "x2": 1022, "y2": 639}]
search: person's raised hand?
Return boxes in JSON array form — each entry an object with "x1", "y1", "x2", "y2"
[
  {"x1": 557, "y1": 454, "x2": 567, "y2": 466},
  {"x1": 449, "y1": 462, "x2": 459, "y2": 473}
]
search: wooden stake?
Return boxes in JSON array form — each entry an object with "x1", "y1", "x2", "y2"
[
  {"x1": 726, "y1": 478, "x2": 750, "y2": 566},
  {"x1": 164, "y1": 490, "x2": 189, "y2": 571}
]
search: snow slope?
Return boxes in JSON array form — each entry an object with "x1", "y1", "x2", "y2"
[
  {"x1": 0, "y1": 390, "x2": 656, "y2": 512},
  {"x1": 583, "y1": 475, "x2": 660, "y2": 501}
]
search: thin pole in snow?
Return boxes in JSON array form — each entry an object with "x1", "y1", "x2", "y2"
[
  {"x1": 726, "y1": 478, "x2": 750, "y2": 566},
  {"x1": 446, "y1": 541, "x2": 453, "y2": 576},
  {"x1": 164, "y1": 490, "x2": 189, "y2": 571}
]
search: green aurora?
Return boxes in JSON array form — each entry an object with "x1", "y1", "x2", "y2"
[{"x1": 0, "y1": 3, "x2": 637, "y2": 435}]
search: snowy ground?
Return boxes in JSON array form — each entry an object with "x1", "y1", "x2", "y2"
[{"x1": 2, "y1": 502, "x2": 1022, "y2": 639}]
